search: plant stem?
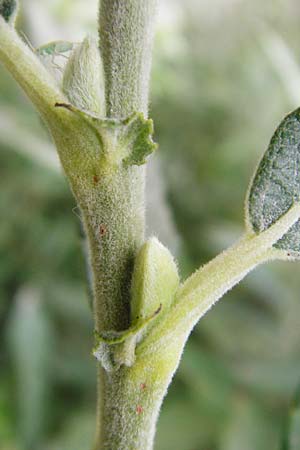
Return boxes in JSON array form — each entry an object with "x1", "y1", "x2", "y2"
[
  {"x1": 93, "y1": 1, "x2": 157, "y2": 448},
  {"x1": 96, "y1": 365, "x2": 166, "y2": 450},
  {"x1": 84, "y1": 167, "x2": 145, "y2": 333},
  {"x1": 92, "y1": 0, "x2": 157, "y2": 330},
  {"x1": 99, "y1": 0, "x2": 157, "y2": 118}
]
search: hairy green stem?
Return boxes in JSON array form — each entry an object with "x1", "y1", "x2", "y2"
[
  {"x1": 94, "y1": 1, "x2": 157, "y2": 448},
  {"x1": 85, "y1": 166, "x2": 145, "y2": 333},
  {"x1": 96, "y1": 364, "x2": 167, "y2": 450},
  {"x1": 99, "y1": 0, "x2": 157, "y2": 118},
  {"x1": 93, "y1": 0, "x2": 158, "y2": 330}
]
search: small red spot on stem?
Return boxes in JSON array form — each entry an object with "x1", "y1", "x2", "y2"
[
  {"x1": 93, "y1": 175, "x2": 99, "y2": 184},
  {"x1": 99, "y1": 224, "x2": 107, "y2": 236},
  {"x1": 140, "y1": 383, "x2": 146, "y2": 391},
  {"x1": 136, "y1": 405, "x2": 143, "y2": 414}
]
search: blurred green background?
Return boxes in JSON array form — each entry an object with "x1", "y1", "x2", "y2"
[{"x1": 1, "y1": 0, "x2": 300, "y2": 449}]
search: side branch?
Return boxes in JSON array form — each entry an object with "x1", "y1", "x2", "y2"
[
  {"x1": 139, "y1": 203, "x2": 300, "y2": 357},
  {"x1": 0, "y1": 17, "x2": 66, "y2": 123}
]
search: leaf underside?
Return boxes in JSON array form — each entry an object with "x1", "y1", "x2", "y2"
[{"x1": 247, "y1": 108, "x2": 300, "y2": 254}]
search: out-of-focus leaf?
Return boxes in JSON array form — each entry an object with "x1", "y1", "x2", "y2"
[
  {"x1": 198, "y1": 298, "x2": 278, "y2": 358},
  {"x1": 44, "y1": 411, "x2": 94, "y2": 450},
  {"x1": 6, "y1": 286, "x2": 54, "y2": 450},
  {"x1": 220, "y1": 396, "x2": 278, "y2": 450},
  {"x1": 155, "y1": 391, "x2": 213, "y2": 450},
  {"x1": 178, "y1": 341, "x2": 234, "y2": 420},
  {"x1": 0, "y1": 377, "x2": 15, "y2": 447},
  {"x1": 229, "y1": 359, "x2": 300, "y2": 397}
]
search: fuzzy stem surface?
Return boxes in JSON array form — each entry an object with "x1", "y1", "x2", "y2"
[
  {"x1": 99, "y1": 0, "x2": 157, "y2": 118},
  {"x1": 94, "y1": 1, "x2": 157, "y2": 448}
]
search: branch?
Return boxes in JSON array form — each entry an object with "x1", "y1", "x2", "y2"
[
  {"x1": 0, "y1": 17, "x2": 66, "y2": 124},
  {"x1": 139, "y1": 203, "x2": 300, "y2": 358}
]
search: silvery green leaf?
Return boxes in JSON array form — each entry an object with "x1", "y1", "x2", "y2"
[
  {"x1": 247, "y1": 108, "x2": 300, "y2": 255},
  {"x1": 131, "y1": 237, "x2": 179, "y2": 323},
  {"x1": 63, "y1": 36, "x2": 105, "y2": 116},
  {"x1": 6, "y1": 286, "x2": 54, "y2": 447}
]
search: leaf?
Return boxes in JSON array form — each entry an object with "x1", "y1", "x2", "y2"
[
  {"x1": 62, "y1": 36, "x2": 105, "y2": 116},
  {"x1": 247, "y1": 108, "x2": 300, "y2": 255},
  {"x1": 156, "y1": 395, "x2": 211, "y2": 450},
  {"x1": 91, "y1": 111, "x2": 157, "y2": 167},
  {"x1": 46, "y1": 412, "x2": 94, "y2": 450},
  {"x1": 120, "y1": 113, "x2": 157, "y2": 166},
  {"x1": 55, "y1": 104, "x2": 157, "y2": 167},
  {"x1": 130, "y1": 237, "x2": 179, "y2": 323},
  {"x1": 6, "y1": 285, "x2": 54, "y2": 448},
  {"x1": 220, "y1": 396, "x2": 276, "y2": 450},
  {"x1": 0, "y1": 0, "x2": 18, "y2": 25}
]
